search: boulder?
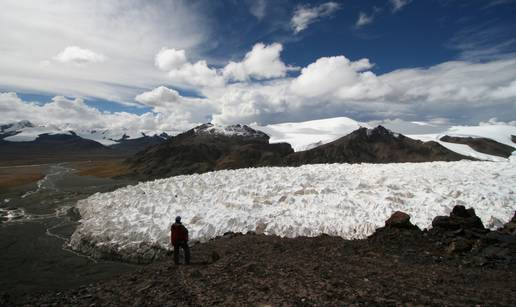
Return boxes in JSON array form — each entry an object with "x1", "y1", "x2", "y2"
[
  {"x1": 432, "y1": 205, "x2": 485, "y2": 231},
  {"x1": 385, "y1": 211, "x2": 413, "y2": 228}
]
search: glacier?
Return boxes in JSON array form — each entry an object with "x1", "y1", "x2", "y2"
[{"x1": 70, "y1": 161, "x2": 516, "y2": 258}]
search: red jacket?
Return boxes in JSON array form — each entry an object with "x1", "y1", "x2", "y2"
[{"x1": 171, "y1": 223, "x2": 188, "y2": 245}]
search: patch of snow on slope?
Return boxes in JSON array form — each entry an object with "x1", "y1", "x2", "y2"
[
  {"x1": 408, "y1": 134, "x2": 508, "y2": 162},
  {"x1": 445, "y1": 125, "x2": 516, "y2": 148},
  {"x1": 253, "y1": 117, "x2": 366, "y2": 151},
  {"x1": 70, "y1": 161, "x2": 516, "y2": 256}
]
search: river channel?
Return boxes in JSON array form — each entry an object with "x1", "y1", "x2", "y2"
[{"x1": 0, "y1": 163, "x2": 139, "y2": 297}]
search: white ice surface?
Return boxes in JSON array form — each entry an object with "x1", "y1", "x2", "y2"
[{"x1": 71, "y1": 161, "x2": 516, "y2": 255}]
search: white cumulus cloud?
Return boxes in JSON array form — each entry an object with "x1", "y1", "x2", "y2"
[
  {"x1": 53, "y1": 46, "x2": 106, "y2": 65},
  {"x1": 135, "y1": 86, "x2": 216, "y2": 125},
  {"x1": 153, "y1": 48, "x2": 224, "y2": 89},
  {"x1": 291, "y1": 56, "x2": 389, "y2": 100},
  {"x1": 223, "y1": 43, "x2": 288, "y2": 82},
  {"x1": 155, "y1": 48, "x2": 188, "y2": 71},
  {"x1": 167, "y1": 60, "x2": 224, "y2": 88}
]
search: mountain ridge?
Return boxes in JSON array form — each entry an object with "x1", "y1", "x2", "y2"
[{"x1": 123, "y1": 124, "x2": 476, "y2": 181}]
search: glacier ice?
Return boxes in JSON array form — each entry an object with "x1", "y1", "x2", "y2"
[{"x1": 70, "y1": 161, "x2": 516, "y2": 257}]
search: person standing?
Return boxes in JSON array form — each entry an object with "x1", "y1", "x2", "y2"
[{"x1": 170, "y1": 216, "x2": 190, "y2": 265}]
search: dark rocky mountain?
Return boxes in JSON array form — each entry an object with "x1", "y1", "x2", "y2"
[
  {"x1": 440, "y1": 135, "x2": 515, "y2": 158},
  {"x1": 109, "y1": 134, "x2": 169, "y2": 155},
  {"x1": 124, "y1": 124, "x2": 473, "y2": 181},
  {"x1": 125, "y1": 123, "x2": 293, "y2": 180},
  {"x1": 285, "y1": 126, "x2": 472, "y2": 166},
  {"x1": 511, "y1": 135, "x2": 516, "y2": 144}
]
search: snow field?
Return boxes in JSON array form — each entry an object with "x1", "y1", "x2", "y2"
[
  {"x1": 70, "y1": 161, "x2": 516, "y2": 256},
  {"x1": 254, "y1": 117, "x2": 364, "y2": 151}
]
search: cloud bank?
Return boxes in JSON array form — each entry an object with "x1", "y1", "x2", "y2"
[
  {"x1": 0, "y1": 0, "x2": 208, "y2": 104},
  {"x1": 3, "y1": 41, "x2": 516, "y2": 133},
  {"x1": 1, "y1": 1, "x2": 515, "y2": 134}
]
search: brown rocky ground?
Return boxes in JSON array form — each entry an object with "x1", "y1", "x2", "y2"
[
  {"x1": 6, "y1": 206, "x2": 516, "y2": 306},
  {"x1": 0, "y1": 165, "x2": 45, "y2": 190}
]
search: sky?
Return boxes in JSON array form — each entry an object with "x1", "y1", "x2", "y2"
[{"x1": 1, "y1": 0, "x2": 516, "y2": 134}]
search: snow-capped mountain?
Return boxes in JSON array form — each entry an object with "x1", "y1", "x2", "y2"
[
  {"x1": 0, "y1": 120, "x2": 171, "y2": 163},
  {"x1": 124, "y1": 123, "x2": 482, "y2": 181},
  {"x1": 0, "y1": 120, "x2": 170, "y2": 146},
  {"x1": 253, "y1": 117, "x2": 364, "y2": 151},
  {"x1": 126, "y1": 123, "x2": 293, "y2": 180},
  {"x1": 193, "y1": 123, "x2": 269, "y2": 141},
  {"x1": 0, "y1": 120, "x2": 68, "y2": 142},
  {"x1": 254, "y1": 117, "x2": 516, "y2": 161}
]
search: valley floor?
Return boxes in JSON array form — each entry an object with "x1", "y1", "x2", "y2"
[
  {"x1": 11, "y1": 228, "x2": 516, "y2": 306},
  {"x1": 0, "y1": 159, "x2": 128, "y2": 191}
]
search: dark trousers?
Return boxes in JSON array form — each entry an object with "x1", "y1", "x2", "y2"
[{"x1": 173, "y1": 241, "x2": 190, "y2": 264}]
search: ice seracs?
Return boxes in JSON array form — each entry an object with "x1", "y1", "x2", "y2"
[{"x1": 70, "y1": 161, "x2": 516, "y2": 259}]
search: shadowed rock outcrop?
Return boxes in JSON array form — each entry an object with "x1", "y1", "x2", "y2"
[
  {"x1": 428, "y1": 206, "x2": 516, "y2": 267},
  {"x1": 124, "y1": 124, "x2": 294, "y2": 180}
]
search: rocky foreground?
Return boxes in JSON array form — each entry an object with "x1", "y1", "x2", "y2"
[{"x1": 5, "y1": 206, "x2": 516, "y2": 306}]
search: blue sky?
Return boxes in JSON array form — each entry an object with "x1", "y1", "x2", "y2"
[
  {"x1": 1, "y1": 0, "x2": 515, "y2": 132},
  {"x1": 202, "y1": 0, "x2": 516, "y2": 70}
]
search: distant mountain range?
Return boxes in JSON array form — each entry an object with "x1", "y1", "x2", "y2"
[
  {"x1": 0, "y1": 120, "x2": 170, "y2": 164},
  {"x1": 124, "y1": 122, "x2": 516, "y2": 181},
  {"x1": 1, "y1": 118, "x2": 515, "y2": 176}
]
